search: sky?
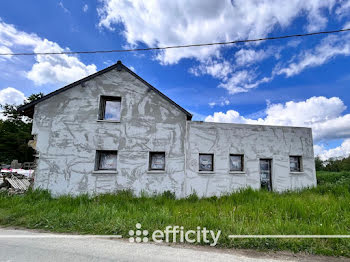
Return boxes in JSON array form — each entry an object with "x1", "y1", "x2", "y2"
[{"x1": 0, "y1": 0, "x2": 350, "y2": 160}]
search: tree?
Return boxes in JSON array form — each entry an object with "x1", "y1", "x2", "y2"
[
  {"x1": 26, "y1": 93, "x2": 44, "y2": 104},
  {"x1": 341, "y1": 156, "x2": 350, "y2": 171},
  {"x1": 0, "y1": 92, "x2": 44, "y2": 164},
  {"x1": 315, "y1": 156, "x2": 324, "y2": 171}
]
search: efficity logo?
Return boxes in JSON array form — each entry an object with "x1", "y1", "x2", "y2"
[{"x1": 128, "y1": 223, "x2": 221, "y2": 246}]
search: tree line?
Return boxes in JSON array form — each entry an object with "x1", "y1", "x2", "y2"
[
  {"x1": 0, "y1": 93, "x2": 43, "y2": 164},
  {"x1": 315, "y1": 156, "x2": 350, "y2": 172}
]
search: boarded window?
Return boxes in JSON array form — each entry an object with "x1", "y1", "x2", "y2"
[
  {"x1": 290, "y1": 156, "x2": 302, "y2": 172},
  {"x1": 99, "y1": 96, "x2": 121, "y2": 121},
  {"x1": 199, "y1": 154, "x2": 214, "y2": 171},
  {"x1": 230, "y1": 154, "x2": 243, "y2": 171},
  {"x1": 96, "y1": 150, "x2": 118, "y2": 170},
  {"x1": 149, "y1": 152, "x2": 165, "y2": 170}
]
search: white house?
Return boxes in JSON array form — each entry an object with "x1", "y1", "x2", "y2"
[{"x1": 19, "y1": 61, "x2": 317, "y2": 197}]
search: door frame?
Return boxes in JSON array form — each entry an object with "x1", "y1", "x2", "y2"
[{"x1": 259, "y1": 158, "x2": 273, "y2": 191}]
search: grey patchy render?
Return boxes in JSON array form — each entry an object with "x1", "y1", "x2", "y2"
[{"x1": 18, "y1": 61, "x2": 316, "y2": 197}]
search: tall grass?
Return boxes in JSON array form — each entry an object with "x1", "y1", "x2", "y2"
[{"x1": 0, "y1": 171, "x2": 350, "y2": 257}]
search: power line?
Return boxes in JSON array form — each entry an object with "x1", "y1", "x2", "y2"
[{"x1": 1, "y1": 28, "x2": 350, "y2": 56}]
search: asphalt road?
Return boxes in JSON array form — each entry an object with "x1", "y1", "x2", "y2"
[{"x1": 0, "y1": 228, "x2": 347, "y2": 262}]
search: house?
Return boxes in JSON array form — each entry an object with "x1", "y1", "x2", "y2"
[{"x1": 18, "y1": 61, "x2": 317, "y2": 197}]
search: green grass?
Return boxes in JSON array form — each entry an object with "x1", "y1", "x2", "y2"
[{"x1": 1, "y1": 171, "x2": 350, "y2": 257}]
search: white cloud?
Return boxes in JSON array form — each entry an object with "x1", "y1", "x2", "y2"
[
  {"x1": 189, "y1": 47, "x2": 279, "y2": 94},
  {"x1": 257, "y1": 97, "x2": 346, "y2": 129},
  {"x1": 0, "y1": 20, "x2": 41, "y2": 48},
  {"x1": 315, "y1": 139, "x2": 350, "y2": 160},
  {"x1": 0, "y1": 87, "x2": 26, "y2": 120},
  {"x1": 313, "y1": 144, "x2": 325, "y2": 157},
  {"x1": 188, "y1": 46, "x2": 283, "y2": 94},
  {"x1": 189, "y1": 59, "x2": 232, "y2": 80},
  {"x1": 97, "y1": 1, "x2": 350, "y2": 95},
  {"x1": 205, "y1": 109, "x2": 249, "y2": 124},
  {"x1": 226, "y1": 25, "x2": 350, "y2": 92},
  {"x1": 0, "y1": 20, "x2": 96, "y2": 86},
  {"x1": 208, "y1": 98, "x2": 230, "y2": 108},
  {"x1": 83, "y1": 4, "x2": 89, "y2": 13},
  {"x1": 219, "y1": 70, "x2": 272, "y2": 94},
  {"x1": 59, "y1": 1, "x2": 70, "y2": 14},
  {"x1": 234, "y1": 49, "x2": 270, "y2": 66},
  {"x1": 218, "y1": 70, "x2": 253, "y2": 94},
  {"x1": 27, "y1": 39, "x2": 97, "y2": 85},
  {"x1": 222, "y1": 25, "x2": 350, "y2": 91},
  {"x1": 0, "y1": 87, "x2": 26, "y2": 105},
  {"x1": 98, "y1": 0, "x2": 337, "y2": 65},
  {"x1": 0, "y1": 46, "x2": 12, "y2": 60},
  {"x1": 276, "y1": 33, "x2": 350, "y2": 77},
  {"x1": 205, "y1": 96, "x2": 350, "y2": 142},
  {"x1": 222, "y1": 99, "x2": 230, "y2": 106},
  {"x1": 335, "y1": 0, "x2": 350, "y2": 17}
]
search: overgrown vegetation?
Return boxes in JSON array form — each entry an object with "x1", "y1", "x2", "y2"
[
  {"x1": 0, "y1": 171, "x2": 350, "y2": 257},
  {"x1": 0, "y1": 93, "x2": 43, "y2": 164},
  {"x1": 315, "y1": 156, "x2": 350, "y2": 172}
]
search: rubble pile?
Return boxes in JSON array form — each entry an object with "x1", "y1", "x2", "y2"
[{"x1": 0, "y1": 173, "x2": 33, "y2": 195}]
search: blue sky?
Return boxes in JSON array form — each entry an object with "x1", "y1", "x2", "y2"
[{"x1": 1, "y1": 0, "x2": 350, "y2": 159}]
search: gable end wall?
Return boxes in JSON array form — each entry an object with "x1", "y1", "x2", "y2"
[{"x1": 32, "y1": 68, "x2": 187, "y2": 196}]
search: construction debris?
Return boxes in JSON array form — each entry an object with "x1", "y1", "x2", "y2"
[
  {"x1": 1, "y1": 168, "x2": 34, "y2": 178},
  {"x1": 0, "y1": 172, "x2": 33, "y2": 195},
  {"x1": 0, "y1": 161, "x2": 35, "y2": 195}
]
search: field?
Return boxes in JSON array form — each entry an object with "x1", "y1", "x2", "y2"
[{"x1": 0, "y1": 171, "x2": 350, "y2": 257}]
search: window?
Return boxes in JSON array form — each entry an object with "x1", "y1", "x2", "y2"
[
  {"x1": 99, "y1": 96, "x2": 121, "y2": 121},
  {"x1": 96, "y1": 150, "x2": 118, "y2": 171},
  {"x1": 149, "y1": 152, "x2": 165, "y2": 170},
  {"x1": 230, "y1": 154, "x2": 244, "y2": 171},
  {"x1": 199, "y1": 154, "x2": 214, "y2": 172},
  {"x1": 290, "y1": 156, "x2": 302, "y2": 172}
]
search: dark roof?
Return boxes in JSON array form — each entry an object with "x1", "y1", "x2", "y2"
[{"x1": 18, "y1": 61, "x2": 192, "y2": 120}]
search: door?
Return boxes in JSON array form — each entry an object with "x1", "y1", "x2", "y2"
[{"x1": 260, "y1": 159, "x2": 272, "y2": 191}]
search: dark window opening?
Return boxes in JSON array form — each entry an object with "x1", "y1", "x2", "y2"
[
  {"x1": 99, "y1": 96, "x2": 121, "y2": 121},
  {"x1": 230, "y1": 154, "x2": 244, "y2": 171},
  {"x1": 149, "y1": 152, "x2": 165, "y2": 170},
  {"x1": 199, "y1": 154, "x2": 214, "y2": 172},
  {"x1": 290, "y1": 156, "x2": 302, "y2": 172},
  {"x1": 95, "y1": 150, "x2": 118, "y2": 171}
]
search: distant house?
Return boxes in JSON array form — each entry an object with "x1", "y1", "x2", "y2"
[{"x1": 19, "y1": 61, "x2": 316, "y2": 197}]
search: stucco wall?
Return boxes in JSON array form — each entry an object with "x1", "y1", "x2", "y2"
[
  {"x1": 32, "y1": 67, "x2": 187, "y2": 196},
  {"x1": 185, "y1": 122, "x2": 316, "y2": 197},
  {"x1": 32, "y1": 67, "x2": 316, "y2": 198}
]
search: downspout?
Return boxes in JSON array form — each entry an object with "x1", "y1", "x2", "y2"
[{"x1": 183, "y1": 116, "x2": 188, "y2": 198}]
